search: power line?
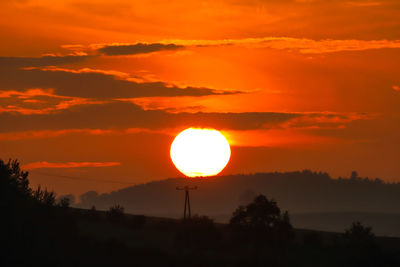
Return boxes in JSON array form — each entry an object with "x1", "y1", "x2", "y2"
[{"x1": 29, "y1": 170, "x2": 136, "y2": 185}]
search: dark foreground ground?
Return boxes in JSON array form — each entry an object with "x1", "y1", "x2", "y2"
[
  {"x1": 4, "y1": 205, "x2": 400, "y2": 267},
  {"x1": 60, "y1": 208, "x2": 400, "y2": 266},
  {"x1": 3, "y1": 161, "x2": 400, "y2": 266},
  {"x1": 76, "y1": 208, "x2": 400, "y2": 253}
]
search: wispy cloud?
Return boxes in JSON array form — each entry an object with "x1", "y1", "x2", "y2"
[
  {"x1": 0, "y1": 88, "x2": 102, "y2": 115},
  {"x1": 346, "y1": 1, "x2": 383, "y2": 7},
  {"x1": 0, "y1": 129, "x2": 113, "y2": 141},
  {"x1": 23, "y1": 161, "x2": 121, "y2": 169},
  {"x1": 170, "y1": 37, "x2": 400, "y2": 54},
  {"x1": 63, "y1": 38, "x2": 400, "y2": 56},
  {"x1": 0, "y1": 55, "x2": 89, "y2": 68},
  {"x1": 277, "y1": 112, "x2": 375, "y2": 130}
]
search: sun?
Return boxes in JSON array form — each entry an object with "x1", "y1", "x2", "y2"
[{"x1": 170, "y1": 128, "x2": 231, "y2": 177}]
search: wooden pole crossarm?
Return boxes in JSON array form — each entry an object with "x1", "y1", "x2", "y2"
[
  {"x1": 176, "y1": 186, "x2": 198, "y2": 218},
  {"x1": 176, "y1": 186, "x2": 198, "y2": 191}
]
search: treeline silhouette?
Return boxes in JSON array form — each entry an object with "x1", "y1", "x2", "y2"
[{"x1": 2, "y1": 159, "x2": 400, "y2": 266}]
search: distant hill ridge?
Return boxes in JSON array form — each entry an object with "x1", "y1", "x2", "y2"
[{"x1": 77, "y1": 170, "x2": 400, "y2": 217}]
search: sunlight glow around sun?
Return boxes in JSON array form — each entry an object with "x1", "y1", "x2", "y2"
[{"x1": 170, "y1": 128, "x2": 231, "y2": 177}]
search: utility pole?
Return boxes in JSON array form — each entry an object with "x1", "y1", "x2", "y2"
[{"x1": 176, "y1": 186, "x2": 197, "y2": 219}]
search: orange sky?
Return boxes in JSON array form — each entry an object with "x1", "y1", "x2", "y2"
[{"x1": 1, "y1": 0, "x2": 400, "y2": 197}]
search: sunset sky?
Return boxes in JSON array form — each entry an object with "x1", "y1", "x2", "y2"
[{"x1": 1, "y1": 0, "x2": 400, "y2": 197}]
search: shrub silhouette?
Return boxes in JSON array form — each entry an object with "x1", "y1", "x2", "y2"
[
  {"x1": 57, "y1": 194, "x2": 75, "y2": 207},
  {"x1": 344, "y1": 221, "x2": 375, "y2": 243},
  {"x1": 344, "y1": 221, "x2": 375, "y2": 249},
  {"x1": 58, "y1": 196, "x2": 71, "y2": 208},
  {"x1": 342, "y1": 221, "x2": 385, "y2": 266},
  {"x1": 107, "y1": 204, "x2": 125, "y2": 222},
  {"x1": 87, "y1": 205, "x2": 100, "y2": 221}
]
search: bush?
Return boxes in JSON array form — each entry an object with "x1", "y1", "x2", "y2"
[
  {"x1": 343, "y1": 221, "x2": 382, "y2": 266},
  {"x1": 87, "y1": 205, "x2": 100, "y2": 221},
  {"x1": 107, "y1": 204, "x2": 125, "y2": 222},
  {"x1": 58, "y1": 196, "x2": 71, "y2": 208},
  {"x1": 344, "y1": 221, "x2": 375, "y2": 244}
]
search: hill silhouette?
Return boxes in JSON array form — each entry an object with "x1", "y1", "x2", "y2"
[{"x1": 77, "y1": 170, "x2": 400, "y2": 236}]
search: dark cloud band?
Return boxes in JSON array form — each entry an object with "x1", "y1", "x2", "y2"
[
  {"x1": 0, "y1": 101, "x2": 299, "y2": 132},
  {"x1": 0, "y1": 55, "x2": 89, "y2": 68},
  {"x1": 98, "y1": 43, "x2": 183, "y2": 56},
  {"x1": 0, "y1": 67, "x2": 239, "y2": 99}
]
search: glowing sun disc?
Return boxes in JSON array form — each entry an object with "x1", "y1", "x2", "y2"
[{"x1": 170, "y1": 128, "x2": 231, "y2": 177}]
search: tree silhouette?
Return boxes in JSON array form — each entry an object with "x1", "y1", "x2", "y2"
[
  {"x1": 1, "y1": 159, "x2": 80, "y2": 264},
  {"x1": 1, "y1": 159, "x2": 31, "y2": 204},
  {"x1": 229, "y1": 195, "x2": 294, "y2": 265},
  {"x1": 1, "y1": 159, "x2": 56, "y2": 206},
  {"x1": 33, "y1": 185, "x2": 56, "y2": 206},
  {"x1": 350, "y1": 171, "x2": 359, "y2": 180},
  {"x1": 230, "y1": 195, "x2": 294, "y2": 246}
]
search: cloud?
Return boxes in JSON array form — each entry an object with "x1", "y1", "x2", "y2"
[
  {"x1": 0, "y1": 101, "x2": 370, "y2": 133},
  {"x1": 0, "y1": 88, "x2": 102, "y2": 115},
  {"x1": 98, "y1": 43, "x2": 183, "y2": 56},
  {"x1": 67, "y1": 37, "x2": 400, "y2": 57},
  {"x1": 277, "y1": 112, "x2": 375, "y2": 130},
  {"x1": 0, "y1": 101, "x2": 299, "y2": 132},
  {"x1": 23, "y1": 161, "x2": 121, "y2": 169},
  {"x1": 346, "y1": 1, "x2": 383, "y2": 7},
  {"x1": 0, "y1": 128, "x2": 166, "y2": 141},
  {"x1": 0, "y1": 67, "x2": 239, "y2": 99},
  {"x1": 0, "y1": 55, "x2": 89, "y2": 68},
  {"x1": 0, "y1": 129, "x2": 109, "y2": 141},
  {"x1": 131, "y1": 37, "x2": 400, "y2": 54}
]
